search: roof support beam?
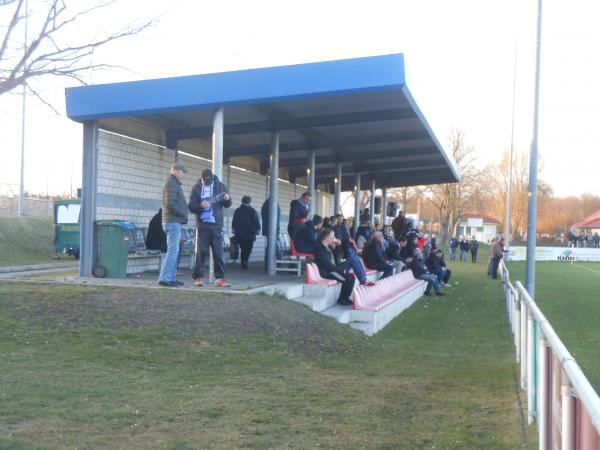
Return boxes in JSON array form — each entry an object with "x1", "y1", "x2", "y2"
[
  {"x1": 334, "y1": 163, "x2": 342, "y2": 214},
  {"x1": 80, "y1": 121, "x2": 99, "y2": 277},
  {"x1": 308, "y1": 149, "x2": 316, "y2": 215},
  {"x1": 224, "y1": 130, "x2": 431, "y2": 158},
  {"x1": 267, "y1": 132, "x2": 279, "y2": 276},
  {"x1": 166, "y1": 108, "x2": 416, "y2": 141},
  {"x1": 354, "y1": 173, "x2": 361, "y2": 236}
]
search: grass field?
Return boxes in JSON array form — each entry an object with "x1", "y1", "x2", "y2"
[
  {"x1": 0, "y1": 251, "x2": 536, "y2": 449},
  {"x1": 506, "y1": 260, "x2": 600, "y2": 392},
  {"x1": 0, "y1": 216, "x2": 56, "y2": 267}
]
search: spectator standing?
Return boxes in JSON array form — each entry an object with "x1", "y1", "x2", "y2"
[
  {"x1": 459, "y1": 237, "x2": 470, "y2": 262},
  {"x1": 261, "y1": 197, "x2": 281, "y2": 271},
  {"x1": 490, "y1": 237, "x2": 504, "y2": 279},
  {"x1": 391, "y1": 211, "x2": 408, "y2": 240},
  {"x1": 188, "y1": 169, "x2": 232, "y2": 287},
  {"x1": 449, "y1": 236, "x2": 459, "y2": 261},
  {"x1": 287, "y1": 192, "x2": 311, "y2": 237},
  {"x1": 231, "y1": 196, "x2": 261, "y2": 270},
  {"x1": 158, "y1": 164, "x2": 188, "y2": 287},
  {"x1": 363, "y1": 230, "x2": 395, "y2": 278},
  {"x1": 470, "y1": 237, "x2": 479, "y2": 263}
]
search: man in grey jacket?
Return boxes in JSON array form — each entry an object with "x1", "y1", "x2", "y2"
[
  {"x1": 188, "y1": 169, "x2": 232, "y2": 287},
  {"x1": 158, "y1": 163, "x2": 188, "y2": 287}
]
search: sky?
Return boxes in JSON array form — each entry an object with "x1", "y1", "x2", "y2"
[{"x1": 1, "y1": 0, "x2": 599, "y2": 198}]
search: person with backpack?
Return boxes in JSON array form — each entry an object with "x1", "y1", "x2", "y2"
[{"x1": 231, "y1": 196, "x2": 261, "y2": 270}]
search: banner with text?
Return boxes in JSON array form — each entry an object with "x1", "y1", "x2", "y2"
[{"x1": 507, "y1": 246, "x2": 600, "y2": 262}]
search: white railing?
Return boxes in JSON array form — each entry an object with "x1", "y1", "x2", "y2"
[{"x1": 501, "y1": 261, "x2": 600, "y2": 449}]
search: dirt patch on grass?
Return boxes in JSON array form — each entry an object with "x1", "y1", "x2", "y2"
[{"x1": 0, "y1": 283, "x2": 368, "y2": 356}]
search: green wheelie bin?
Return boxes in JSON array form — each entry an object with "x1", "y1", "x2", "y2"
[{"x1": 93, "y1": 220, "x2": 135, "y2": 278}]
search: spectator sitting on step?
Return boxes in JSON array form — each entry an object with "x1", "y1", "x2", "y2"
[
  {"x1": 426, "y1": 248, "x2": 452, "y2": 287},
  {"x1": 407, "y1": 247, "x2": 445, "y2": 296},
  {"x1": 290, "y1": 208, "x2": 309, "y2": 240},
  {"x1": 322, "y1": 216, "x2": 332, "y2": 230},
  {"x1": 363, "y1": 230, "x2": 396, "y2": 279},
  {"x1": 383, "y1": 227, "x2": 406, "y2": 272},
  {"x1": 314, "y1": 229, "x2": 375, "y2": 307},
  {"x1": 294, "y1": 214, "x2": 323, "y2": 254},
  {"x1": 355, "y1": 219, "x2": 373, "y2": 249},
  {"x1": 333, "y1": 213, "x2": 358, "y2": 260}
]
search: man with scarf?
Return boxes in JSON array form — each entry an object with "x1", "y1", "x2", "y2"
[{"x1": 188, "y1": 169, "x2": 232, "y2": 287}]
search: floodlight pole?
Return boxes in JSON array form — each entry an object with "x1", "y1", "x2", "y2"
[
  {"x1": 525, "y1": 0, "x2": 543, "y2": 298},
  {"x1": 505, "y1": 41, "x2": 518, "y2": 260}
]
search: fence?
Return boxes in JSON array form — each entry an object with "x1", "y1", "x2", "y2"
[
  {"x1": 501, "y1": 261, "x2": 600, "y2": 449},
  {"x1": 0, "y1": 196, "x2": 53, "y2": 217}
]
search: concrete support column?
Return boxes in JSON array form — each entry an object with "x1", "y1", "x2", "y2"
[
  {"x1": 80, "y1": 121, "x2": 99, "y2": 276},
  {"x1": 370, "y1": 179, "x2": 376, "y2": 225},
  {"x1": 208, "y1": 107, "x2": 224, "y2": 283},
  {"x1": 353, "y1": 173, "x2": 361, "y2": 237},
  {"x1": 381, "y1": 187, "x2": 387, "y2": 228},
  {"x1": 267, "y1": 132, "x2": 279, "y2": 276},
  {"x1": 334, "y1": 163, "x2": 342, "y2": 215},
  {"x1": 308, "y1": 149, "x2": 316, "y2": 215}
]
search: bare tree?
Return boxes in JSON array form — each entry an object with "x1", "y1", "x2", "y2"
[
  {"x1": 387, "y1": 186, "x2": 422, "y2": 213},
  {"x1": 0, "y1": 0, "x2": 155, "y2": 104},
  {"x1": 426, "y1": 129, "x2": 480, "y2": 240}
]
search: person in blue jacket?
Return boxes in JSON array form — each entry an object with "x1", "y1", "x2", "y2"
[{"x1": 231, "y1": 196, "x2": 261, "y2": 270}]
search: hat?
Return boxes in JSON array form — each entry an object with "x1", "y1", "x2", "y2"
[
  {"x1": 201, "y1": 169, "x2": 213, "y2": 179},
  {"x1": 171, "y1": 163, "x2": 186, "y2": 173}
]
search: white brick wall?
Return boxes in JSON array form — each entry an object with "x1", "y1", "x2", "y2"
[{"x1": 96, "y1": 130, "x2": 334, "y2": 263}]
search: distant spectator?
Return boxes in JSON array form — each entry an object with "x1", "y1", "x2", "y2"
[
  {"x1": 470, "y1": 236, "x2": 479, "y2": 263},
  {"x1": 362, "y1": 230, "x2": 395, "y2": 279},
  {"x1": 449, "y1": 236, "x2": 459, "y2": 261},
  {"x1": 459, "y1": 236, "x2": 470, "y2": 262},
  {"x1": 261, "y1": 197, "x2": 281, "y2": 271},
  {"x1": 288, "y1": 192, "x2": 311, "y2": 237},
  {"x1": 429, "y1": 233, "x2": 438, "y2": 251},
  {"x1": 490, "y1": 237, "x2": 504, "y2": 279},
  {"x1": 231, "y1": 196, "x2": 261, "y2": 270}
]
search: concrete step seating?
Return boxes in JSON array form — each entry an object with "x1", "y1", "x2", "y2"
[{"x1": 285, "y1": 263, "x2": 425, "y2": 336}]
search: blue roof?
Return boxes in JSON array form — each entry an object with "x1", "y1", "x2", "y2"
[{"x1": 65, "y1": 54, "x2": 459, "y2": 189}]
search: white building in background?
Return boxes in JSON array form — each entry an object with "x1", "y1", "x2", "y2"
[{"x1": 457, "y1": 213, "x2": 500, "y2": 243}]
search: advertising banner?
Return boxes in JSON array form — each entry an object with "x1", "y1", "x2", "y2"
[{"x1": 507, "y1": 246, "x2": 600, "y2": 262}]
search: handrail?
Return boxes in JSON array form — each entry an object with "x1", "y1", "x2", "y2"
[{"x1": 500, "y1": 261, "x2": 600, "y2": 449}]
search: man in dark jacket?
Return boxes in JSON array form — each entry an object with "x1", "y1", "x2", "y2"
[
  {"x1": 231, "y1": 196, "x2": 261, "y2": 270},
  {"x1": 408, "y1": 248, "x2": 444, "y2": 296},
  {"x1": 459, "y1": 237, "x2": 470, "y2": 262},
  {"x1": 188, "y1": 169, "x2": 232, "y2": 287},
  {"x1": 449, "y1": 236, "x2": 459, "y2": 261},
  {"x1": 362, "y1": 231, "x2": 395, "y2": 278},
  {"x1": 391, "y1": 211, "x2": 408, "y2": 239},
  {"x1": 287, "y1": 192, "x2": 311, "y2": 237},
  {"x1": 261, "y1": 197, "x2": 281, "y2": 271},
  {"x1": 158, "y1": 164, "x2": 188, "y2": 287},
  {"x1": 470, "y1": 237, "x2": 479, "y2": 263},
  {"x1": 314, "y1": 229, "x2": 356, "y2": 306},
  {"x1": 294, "y1": 215, "x2": 323, "y2": 254},
  {"x1": 426, "y1": 248, "x2": 452, "y2": 286}
]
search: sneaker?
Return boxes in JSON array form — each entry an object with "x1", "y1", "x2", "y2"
[
  {"x1": 158, "y1": 281, "x2": 179, "y2": 287},
  {"x1": 443, "y1": 283, "x2": 451, "y2": 288},
  {"x1": 435, "y1": 292, "x2": 446, "y2": 296},
  {"x1": 174, "y1": 280, "x2": 184, "y2": 286},
  {"x1": 360, "y1": 280, "x2": 376, "y2": 287},
  {"x1": 158, "y1": 281, "x2": 170, "y2": 287},
  {"x1": 194, "y1": 278, "x2": 204, "y2": 287},
  {"x1": 337, "y1": 298, "x2": 353, "y2": 306},
  {"x1": 214, "y1": 278, "x2": 231, "y2": 287},
  {"x1": 424, "y1": 292, "x2": 431, "y2": 296}
]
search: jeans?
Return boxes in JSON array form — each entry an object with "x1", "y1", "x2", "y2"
[
  {"x1": 337, "y1": 255, "x2": 366, "y2": 283},
  {"x1": 193, "y1": 224, "x2": 226, "y2": 279},
  {"x1": 491, "y1": 256, "x2": 501, "y2": 279},
  {"x1": 471, "y1": 251, "x2": 478, "y2": 263},
  {"x1": 460, "y1": 250, "x2": 468, "y2": 262},
  {"x1": 416, "y1": 273, "x2": 441, "y2": 294},
  {"x1": 324, "y1": 271, "x2": 356, "y2": 303},
  {"x1": 368, "y1": 262, "x2": 395, "y2": 279},
  {"x1": 159, "y1": 222, "x2": 181, "y2": 283},
  {"x1": 450, "y1": 247, "x2": 457, "y2": 261},
  {"x1": 430, "y1": 268, "x2": 451, "y2": 284}
]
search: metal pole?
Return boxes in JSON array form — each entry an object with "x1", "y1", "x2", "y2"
[
  {"x1": 370, "y1": 180, "x2": 376, "y2": 225},
  {"x1": 525, "y1": 0, "x2": 543, "y2": 298},
  {"x1": 353, "y1": 173, "x2": 361, "y2": 237},
  {"x1": 80, "y1": 121, "x2": 99, "y2": 276},
  {"x1": 267, "y1": 132, "x2": 279, "y2": 276},
  {"x1": 505, "y1": 41, "x2": 518, "y2": 258},
  {"x1": 334, "y1": 163, "x2": 342, "y2": 214},
  {"x1": 520, "y1": 300, "x2": 528, "y2": 390},
  {"x1": 527, "y1": 313, "x2": 537, "y2": 424},
  {"x1": 381, "y1": 187, "x2": 388, "y2": 228},
  {"x1": 538, "y1": 335, "x2": 549, "y2": 449},
  {"x1": 18, "y1": 0, "x2": 28, "y2": 216},
  {"x1": 308, "y1": 149, "x2": 316, "y2": 216},
  {"x1": 561, "y1": 376, "x2": 575, "y2": 450},
  {"x1": 209, "y1": 107, "x2": 224, "y2": 283}
]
